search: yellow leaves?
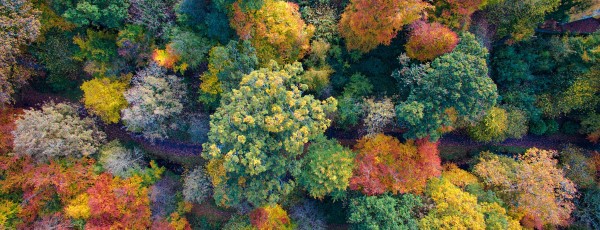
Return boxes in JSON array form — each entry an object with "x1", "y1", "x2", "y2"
[
  {"x1": 207, "y1": 158, "x2": 226, "y2": 187},
  {"x1": 152, "y1": 44, "x2": 179, "y2": 69},
  {"x1": 81, "y1": 77, "x2": 128, "y2": 124},
  {"x1": 243, "y1": 116, "x2": 255, "y2": 125},
  {"x1": 442, "y1": 163, "x2": 480, "y2": 188},
  {"x1": 237, "y1": 135, "x2": 247, "y2": 144},
  {"x1": 65, "y1": 193, "x2": 91, "y2": 219},
  {"x1": 230, "y1": 0, "x2": 313, "y2": 64},
  {"x1": 0, "y1": 199, "x2": 20, "y2": 228}
]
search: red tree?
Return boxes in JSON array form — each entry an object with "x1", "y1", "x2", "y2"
[
  {"x1": 405, "y1": 20, "x2": 459, "y2": 61},
  {"x1": 249, "y1": 205, "x2": 292, "y2": 230},
  {"x1": 349, "y1": 134, "x2": 441, "y2": 195},
  {"x1": 0, "y1": 157, "x2": 96, "y2": 227},
  {"x1": 0, "y1": 107, "x2": 22, "y2": 153},
  {"x1": 86, "y1": 173, "x2": 152, "y2": 229}
]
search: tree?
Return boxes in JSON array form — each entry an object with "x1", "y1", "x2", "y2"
[
  {"x1": 86, "y1": 173, "x2": 152, "y2": 229},
  {"x1": 0, "y1": 107, "x2": 21, "y2": 153},
  {"x1": 405, "y1": 21, "x2": 459, "y2": 62},
  {"x1": 72, "y1": 29, "x2": 118, "y2": 76},
  {"x1": 349, "y1": 134, "x2": 441, "y2": 195},
  {"x1": 419, "y1": 178, "x2": 486, "y2": 230},
  {"x1": 0, "y1": 157, "x2": 97, "y2": 227},
  {"x1": 363, "y1": 97, "x2": 395, "y2": 135},
  {"x1": 348, "y1": 194, "x2": 422, "y2": 230},
  {"x1": 430, "y1": 0, "x2": 487, "y2": 29},
  {"x1": 0, "y1": 0, "x2": 40, "y2": 104},
  {"x1": 230, "y1": 0, "x2": 314, "y2": 64},
  {"x1": 199, "y1": 40, "x2": 258, "y2": 107},
  {"x1": 289, "y1": 200, "x2": 326, "y2": 230},
  {"x1": 12, "y1": 102, "x2": 106, "y2": 162},
  {"x1": 182, "y1": 166, "x2": 212, "y2": 204},
  {"x1": 201, "y1": 61, "x2": 337, "y2": 207},
  {"x1": 474, "y1": 149, "x2": 577, "y2": 228},
  {"x1": 121, "y1": 63, "x2": 186, "y2": 140},
  {"x1": 503, "y1": 106, "x2": 528, "y2": 139},
  {"x1": 98, "y1": 140, "x2": 143, "y2": 178},
  {"x1": 468, "y1": 107, "x2": 508, "y2": 143},
  {"x1": 559, "y1": 145, "x2": 597, "y2": 189},
  {"x1": 60, "y1": 0, "x2": 130, "y2": 28},
  {"x1": 169, "y1": 28, "x2": 212, "y2": 70},
  {"x1": 296, "y1": 135, "x2": 354, "y2": 199},
  {"x1": 300, "y1": 3, "x2": 339, "y2": 43},
  {"x1": 128, "y1": 0, "x2": 175, "y2": 37},
  {"x1": 336, "y1": 73, "x2": 373, "y2": 129},
  {"x1": 486, "y1": 0, "x2": 561, "y2": 42},
  {"x1": 249, "y1": 204, "x2": 293, "y2": 230},
  {"x1": 81, "y1": 77, "x2": 128, "y2": 124},
  {"x1": 396, "y1": 32, "x2": 498, "y2": 140},
  {"x1": 339, "y1": 0, "x2": 430, "y2": 53}
]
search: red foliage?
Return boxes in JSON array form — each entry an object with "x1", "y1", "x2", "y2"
[
  {"x1": 349, "y1": 134, "x2": 441, "y2": 195},
  {"x1": 86, "y1": 173, "x2": 151, "y2": 229},
  {"x1": 249, "y1": 205, "x2": 292, "y2": 230},
  {"x1": 0, "y1": 157, "x2": 96, "y2": 227},
  {"x1": 405, "y1": 20, "x2": 459, "y2": 61},
  {"x1": 0, "y1": 107, "x2": 22, "y2": 153}
]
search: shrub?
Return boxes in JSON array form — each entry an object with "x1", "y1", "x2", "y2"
[{"x1": 12, "y1": 102, "x2": 106, "y2": 162}]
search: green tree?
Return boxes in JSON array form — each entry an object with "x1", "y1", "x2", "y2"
[
  {"x1": 296, "y1": 135, "x2": 354, "y2": 199},
  {"x1": 202, "y1": 61, "x2": 337, "y2": 207},
  {"x1": 486, "y1": 0, "x2": 561, "y2": 42},
  {"x1": 348, "y1": 194, "x2": 422, "y2": 230},
  {"x1": 59, "y1": 0, "x2": 130, "y2": 28},
  {"x1": 468, "y1": 107, "x2": 508, "y2": 143},
  {"x1": 396, "y1": 33, "x2": 498, "y2": 140},
  {"x1": 199, "y1": 40, "x2": 258, "y2": 107}
]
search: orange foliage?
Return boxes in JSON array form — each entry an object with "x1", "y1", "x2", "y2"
[
  {"x1": 339, "y1": 0, "x2": 431, "y2": 52},
  {"x1": 249, "y1": 204, "x2": 292, "y2": 230},
  {"x1": 152, "y1": 44, "x2": 180, "y2": 69},
  {"x1": 349, "y1": 134, "x2": 441, "y2": 195},
  {"x1": 86, "y1": 173, "x2": 151, "y2": 229},
  {"x1": 587, "y1": 129, "x2": 600, "y2": 143},
  {"x1": 0, "y1": 107, "x2": 22, "y2": 153},
  {"x1": 0, "y1": 157, "x2": 96, "y2": 227},
  {"x1": 405, "y1": 21, "x2": 459, "y2": 61},
  {"x1": 230, "y1": 0, "x2": 313, "y2": 64}
]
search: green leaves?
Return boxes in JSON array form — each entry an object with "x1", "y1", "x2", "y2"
[{"x1": 202, "y1": 61, "x2": 337, "y2": 207}]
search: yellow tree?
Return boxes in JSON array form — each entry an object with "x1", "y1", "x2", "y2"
[
  {"x1": 230, "y1": 0, "x2": 314, "y2": 65},
  {"x1": 81, "y1": 77, "x2": 129, "y2": 123},
  {"x1": 339, "y1": 0, "x2": 430, "y2": 53}
]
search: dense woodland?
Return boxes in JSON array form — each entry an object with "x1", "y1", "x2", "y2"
[{"x1": 1, "y1": 0, "x2": 600, "y2": 229}]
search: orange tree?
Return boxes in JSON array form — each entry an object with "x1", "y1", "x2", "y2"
[
  {"x1": 230, "y1": 0, "x2": 313, "y2": 65},
  {"x1": 339, "y1": 0, "x2": 430, "y2": 53},
  {"x1": 349, "y1": 134, "x2": 441, "y2": 195},
  {"x1": 405, "y1": 20, "x2": 459, "y2": 61},
  {"x1": 474, "y1": 149, "x2": 577, "y2": 228}
]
